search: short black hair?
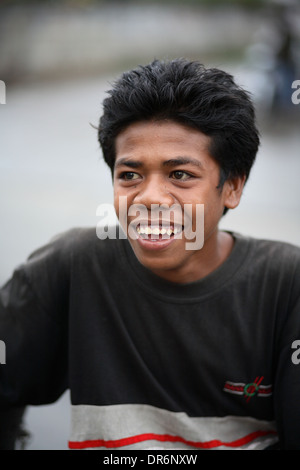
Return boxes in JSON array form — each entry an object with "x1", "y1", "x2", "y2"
[{"x1": 98, "y1": 58, "x2": 260, "y2": 191}]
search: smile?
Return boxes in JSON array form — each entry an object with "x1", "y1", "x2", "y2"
[
  {"x1": 136, "y1": 224, "x2": 182, "y2": 238},
  {"x1": 132, "y1": 223, "x2": 183, "y2": 251}
]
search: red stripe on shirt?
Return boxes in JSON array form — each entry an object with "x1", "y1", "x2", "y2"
[{"x1": 68, "y1": 429, "x2": 277, "y2": 450}]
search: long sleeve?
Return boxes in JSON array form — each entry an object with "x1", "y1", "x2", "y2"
[
  {"x1": 0, "y1": 230, "x2": 78, "y2": 449},
  {"x1": 0, "y1": 266, "x2": 68, "y2": 407},
  {"x1": 273, "y1": 265, "x2": 300, "y2": 449},
  {"x1": 0, "y1": 230, "x2": 75, "y2": 406}
]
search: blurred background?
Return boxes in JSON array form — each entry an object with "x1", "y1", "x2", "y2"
[{"x1": 0, "y1": 0, "x2": 299, "y2": 450}]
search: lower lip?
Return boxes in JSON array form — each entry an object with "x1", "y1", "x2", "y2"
[{"x1": 135, "y1": 234, "x2": 178, "y2": 251}]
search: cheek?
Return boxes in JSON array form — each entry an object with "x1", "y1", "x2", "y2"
[
  {"x1": 203, "y1": 197, "x2": 225, "y2": 231},
  {"x1": 113, "y1": 182, "x2": 125, "y2": 215},
  {"x1": 113, "y1": 193, "x2": 119, "y2": 218},
  {"x1": 114, "y1": 189, "x2": 131, "y2": 228}
]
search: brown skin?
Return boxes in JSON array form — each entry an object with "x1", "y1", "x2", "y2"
[{"x1": 113, "y1": 120, "x2": 245, "y2": 284}]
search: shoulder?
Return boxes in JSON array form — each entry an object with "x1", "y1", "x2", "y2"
[
  {"x1": 234, "y1": 232, "x2": 300, "y2": 265},
  {"x1": 17, "y1": 227, "x2": 123, "y2": 302},
  {"x1": 27, "y1": 226, "x2": 119, "y2": 260},
  {"x1": 246, "y1": 235, "x2": 300, "y2": 268},
  {"x1": 234, "y1": 232, "x2": 300, "y2": 298}
]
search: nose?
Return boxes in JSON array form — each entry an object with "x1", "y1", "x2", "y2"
[{"x1": 133, "y1": 175, "x2": 174, "y2": 209}]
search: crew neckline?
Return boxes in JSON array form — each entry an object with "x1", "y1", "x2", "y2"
[{"x1": 118, "y1": 231, "x2": 252, "y2": 303}]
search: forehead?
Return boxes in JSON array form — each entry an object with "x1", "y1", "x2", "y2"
[{"x1": 115, "y1": 120, "x2": 212, "y2": 160}]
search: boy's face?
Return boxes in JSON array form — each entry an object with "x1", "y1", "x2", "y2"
[{"x1": 113, "y1": 120, "x2": 242, "y2": 283}]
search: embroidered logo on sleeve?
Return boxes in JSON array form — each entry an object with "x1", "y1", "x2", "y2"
[{"x1": 223, "y1": 376, "x2": 272, "y2": 403}]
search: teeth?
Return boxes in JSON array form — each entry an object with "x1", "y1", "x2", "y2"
[{"x1": 136, "y1": 225, "x2": 181, "y2": 236}]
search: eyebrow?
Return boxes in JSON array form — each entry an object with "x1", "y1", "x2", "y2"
[
  {"x1": 114, "y1": 156, "x2": 204, "y2": 169},
  {"x1": 114, "y1": 158, "x2": 143, "y2": 169},
  {"x1": 162, "y1": 157, "x2": 204, "y2": 169}
]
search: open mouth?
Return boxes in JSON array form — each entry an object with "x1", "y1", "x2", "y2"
[{"x1": 136, "y1": 223, "x2": 183, "y2": 240}]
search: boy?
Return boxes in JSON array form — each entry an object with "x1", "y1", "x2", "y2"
[{"x1": 1, "y1": 58, "x2": 300, "y2": 450}]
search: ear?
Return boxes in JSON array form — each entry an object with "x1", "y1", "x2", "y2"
[{"x1": 223, "y1": 174, "x2": 246, "y2": 210}]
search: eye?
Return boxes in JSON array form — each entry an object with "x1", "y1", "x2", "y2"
[
  {"x1": 119, "y1": 171, "x2": 140, "y2": 181},
  {"x1": 170, "y1": 170, "x2": 192, "y2": 181}
]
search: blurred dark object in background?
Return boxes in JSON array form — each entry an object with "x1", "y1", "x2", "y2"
[
  {"x1": 0, "y1": 407, "x2": 30, "y2": 450},
  {"x1": 242, "y1": 0, "x2": 300, "y2": 123},
  {"x1": 268, "y1": 0, "x2": 299, "y2": 113}
]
